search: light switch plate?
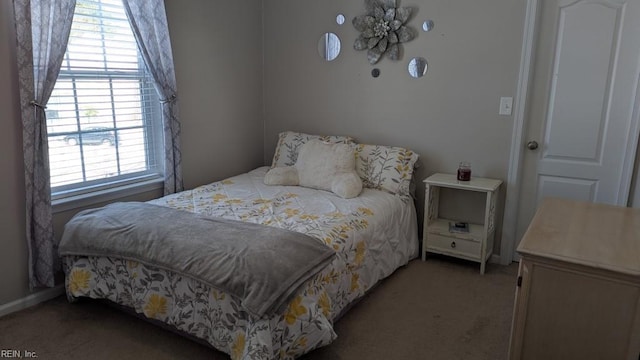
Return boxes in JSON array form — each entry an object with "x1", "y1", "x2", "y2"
[{"x1": 499, "y1": 97, "x2": 513, "y2": 116}]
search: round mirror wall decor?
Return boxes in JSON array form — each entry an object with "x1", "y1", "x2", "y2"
[
  {"x1": 422, "y1": 20, "x2": 435, "y2": 32},
  {"x1": 318, "y1": 32, "x2": 341, "y2": 61},
  {"x1": 336, "y1": 14, "x2": 346, "y2": 25},
  {"x1": 408, "y1": 57, "x2": 428, "y2": 78},
  {"x1": 371, "y1": 68, "x2": 381, "y2": 78}
]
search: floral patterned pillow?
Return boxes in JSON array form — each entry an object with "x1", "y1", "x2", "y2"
[
  {"x1": 271, "y1": 131, "x2": 355, "y2": 168},
  {"x1": 354, "y1": 143, "x2": 419, "y2": 198}
]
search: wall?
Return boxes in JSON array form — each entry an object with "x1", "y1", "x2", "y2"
[
  {"x1": 263, "y1": 0, "x2": 527, "y2": 254},
  {"x1": 164, "y1": 0, "x2": 264, "y2": 190},
  {"x1": 0, "y1": 0, "x2": 264, "y2": 307},
  {"x1": 0, "y1": 0, "x2": 29, "y2": 305}
]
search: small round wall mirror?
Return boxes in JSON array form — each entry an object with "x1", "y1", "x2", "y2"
[
  {"x1": 318, "y1": 32, "x2": 341, "y2": 61},
  {"x1": 408, "y1": 57, "x2": 428, "y2": 78},
  {"x1": 336, "y1": 14, "x2": 346, "y2": 25},
  {"x1": 422, "y1": 20, "x2": 435, "y2": 32}
]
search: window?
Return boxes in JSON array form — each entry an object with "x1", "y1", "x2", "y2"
[{"x1": 47, "y1": 0, "x2": 163, "y2": 201}]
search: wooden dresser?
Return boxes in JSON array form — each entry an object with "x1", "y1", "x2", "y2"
[{"x1": 508, "y1": 198, "x2": 640, "y2": 360}]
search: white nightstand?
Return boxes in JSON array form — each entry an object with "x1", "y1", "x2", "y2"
[{"x1": 422, "y1": 173, "x2": 502, "y2": 274}]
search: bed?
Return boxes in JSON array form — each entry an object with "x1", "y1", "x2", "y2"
[{"x1": 59, "y1": 132, "x2": 419, "y2": 359}]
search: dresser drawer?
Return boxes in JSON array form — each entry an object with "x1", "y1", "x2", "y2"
[{"x1": 426, "y1": 233, "x2": 481, "y2": 260}]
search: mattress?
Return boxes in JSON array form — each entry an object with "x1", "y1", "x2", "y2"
[{"x1": 62, "y1": 166, "x2": 419, "y2": 359}]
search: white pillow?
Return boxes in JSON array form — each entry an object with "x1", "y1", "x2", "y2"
[
  {"x1": 264, "y1": 139, "x2": 363, "y2": 199},
  {"x1": 330, "y1": 172, "x2": 363, "y2": 199},
  {"x1": 296, "y1": 139, "x2": 362, "y2": 198},
  {"x1": 264, "y1": 166, "x2": 299, "y2": 186}
]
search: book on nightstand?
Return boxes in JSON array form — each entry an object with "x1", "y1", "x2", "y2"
[{"x1": 449, "y1": 222, "x2": 470, "y2": 233}]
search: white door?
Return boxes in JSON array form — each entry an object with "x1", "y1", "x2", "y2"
[{"x1": 514, "y1": 0, "x2": 640, "y2": 256}]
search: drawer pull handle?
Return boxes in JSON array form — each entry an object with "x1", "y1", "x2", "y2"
[{"x1": 450, "y1": 241, "x2": 456, "y2": 248}]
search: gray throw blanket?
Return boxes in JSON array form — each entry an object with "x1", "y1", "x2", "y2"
[{"x1": 59, "y1": 202, "x2": 335, "y2": 318}]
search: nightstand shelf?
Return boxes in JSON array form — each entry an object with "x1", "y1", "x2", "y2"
[
  {"x1": 426, "y1": 218, "x2": 484, "y2": 240},
  {"x1": 422, "y1": 173, "x2": 502, "y2": 274}
]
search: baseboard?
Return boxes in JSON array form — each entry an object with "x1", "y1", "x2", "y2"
[
  {"x1": 490, "y1": 254, "x2": 502, "y2": 264},
  {"x1": 0, "y1": 285, "x2": 65, "y2": 318}
]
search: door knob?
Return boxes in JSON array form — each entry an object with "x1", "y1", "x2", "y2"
[{"x1": 527, "y1": 140, "x2": 539, "y2": 150}]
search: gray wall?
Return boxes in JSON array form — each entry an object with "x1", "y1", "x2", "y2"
[
  {"x1": 0, "y1": 0, "x2": 264, "y2": 306},
  {"x1": 263, "y1": 0, "x2": 527, "y2": 249},
  {"x1": 164, "y1": 0, "x2": 264, "y2": 190},
  {"x1": 0, "y1": 0, "x2": 29, "y2": 305}
]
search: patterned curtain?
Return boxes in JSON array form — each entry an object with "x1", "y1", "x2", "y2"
[
  {"x1": 13, "y1": 0, "x2": 76, "y2": 289},
  {"x1": 122, "y1": 0, "x2": 183, "y2": 195}
]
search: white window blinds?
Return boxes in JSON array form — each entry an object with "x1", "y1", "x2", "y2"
[{"x1": 47, "y1": 0, "x2": 162, "y2": 199}]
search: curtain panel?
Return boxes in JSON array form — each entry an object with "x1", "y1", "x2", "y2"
[
  {"x1": 122, "y1": 0, "x2": 183, "y2": 195},
  {"x1": 13, "y1": 0, "x2": 76, "y2": 289}
]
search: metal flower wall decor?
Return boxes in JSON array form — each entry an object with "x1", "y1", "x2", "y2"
[{"x1": 353, "y1": 0, "x2": 415, "y2": 65}]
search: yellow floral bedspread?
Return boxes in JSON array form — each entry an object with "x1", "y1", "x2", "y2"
[{"x1": 63, "y1": 167, "x2": 419, "y2": 359}]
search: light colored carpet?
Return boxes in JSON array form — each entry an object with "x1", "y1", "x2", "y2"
[{"x1": 0, "y1": 257, "x2": 518, "y2": 360}]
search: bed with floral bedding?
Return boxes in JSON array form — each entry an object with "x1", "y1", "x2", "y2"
[{"x1": 61, "y1": 132, "x2": 419, "y2": 359}]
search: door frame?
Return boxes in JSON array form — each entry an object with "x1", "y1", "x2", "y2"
[{"x1": 500, "y1": 0, "x2": 640, "y2": 264}]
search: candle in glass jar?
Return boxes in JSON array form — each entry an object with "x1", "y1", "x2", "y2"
[{"x1": 457, "y1": 162, "x2": 471, "y2": 181}]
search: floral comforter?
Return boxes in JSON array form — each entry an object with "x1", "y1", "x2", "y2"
[{"x1": 62, "y1": 167, "x2": 419, "y2": 359}]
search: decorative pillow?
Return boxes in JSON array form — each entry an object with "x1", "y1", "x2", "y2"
[
  {"x1": 264, "y1": 139, "x2": 363, "y2": 199},
  {"x1": 271, "y1": 131, "x2": 355, "y2": 168},
  {"x1": 354, "y1": 143, "x2": 419, "y2": 197},
  {"x1": 296, "y1": 140, "x2": 362, "y2": 198},
  {"x1": 263, "y1": 166, "x2": 299, "y2": 186}
]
